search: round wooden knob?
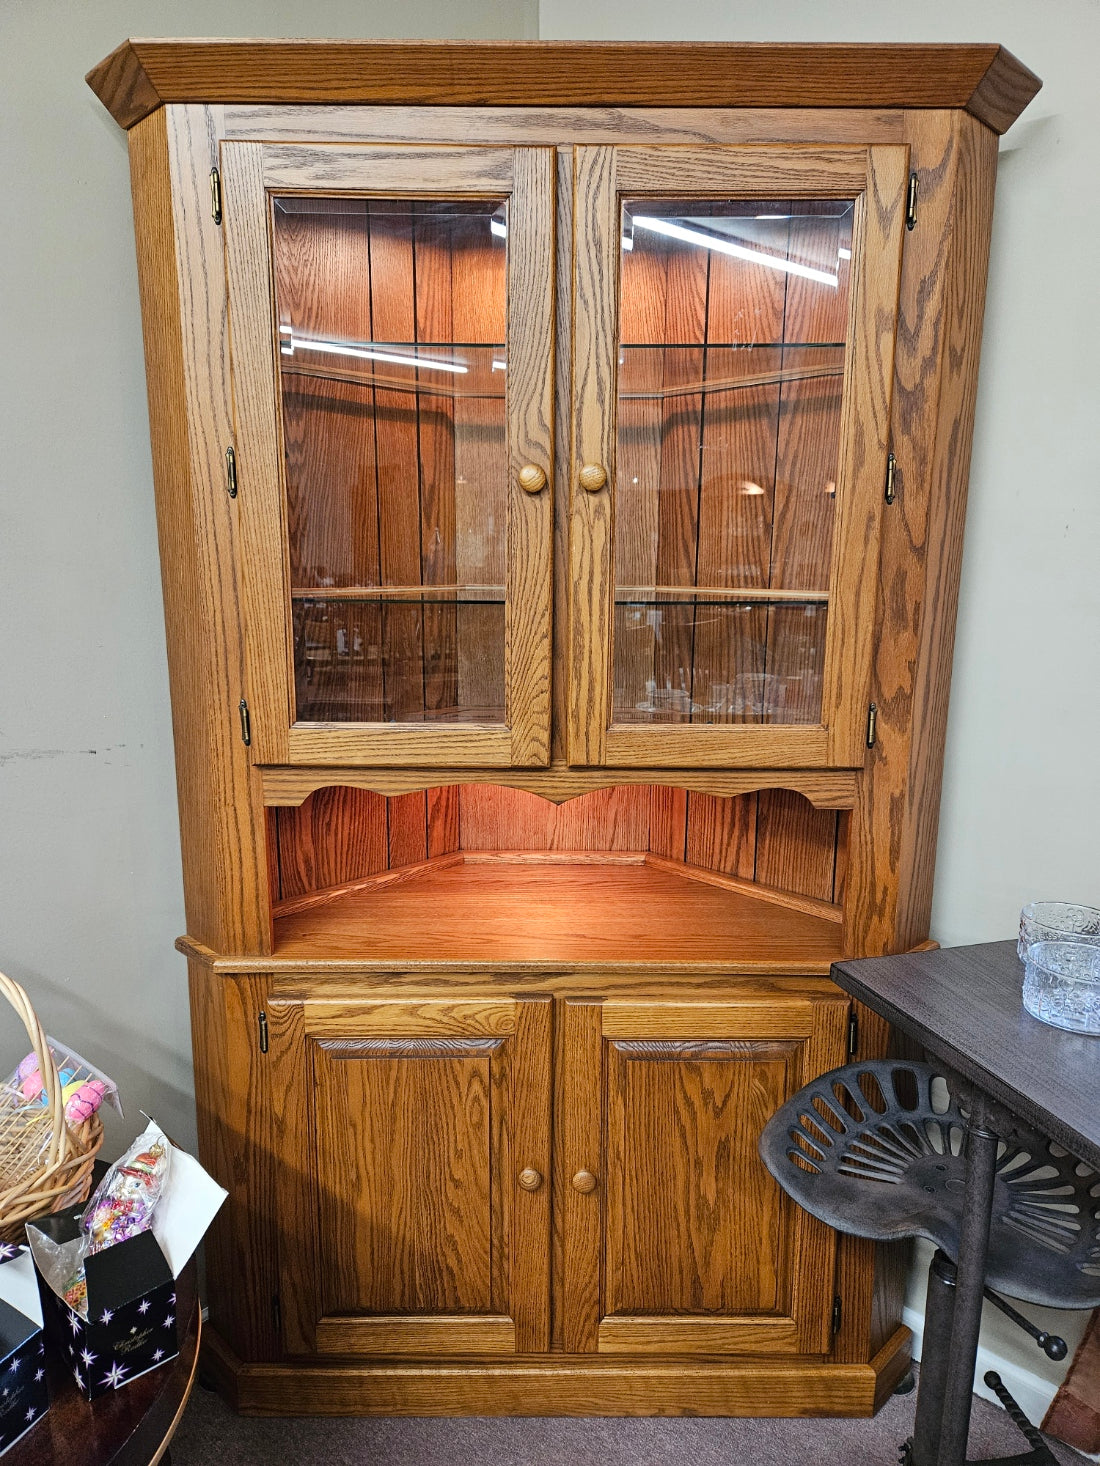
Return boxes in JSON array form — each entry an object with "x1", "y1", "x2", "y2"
[
  {"x1": 518, "y1": 1168, "x2": 543, "y2": 1192},
  {"x1": 571, "y1": 1169, "x2": 598, "y2": 1194},
  {"x1": 578, "y1": 463, "x2": 608, "y2": 493},
  {"x1": 517, "y1": 464, "x2": 547, "y2": 495}
]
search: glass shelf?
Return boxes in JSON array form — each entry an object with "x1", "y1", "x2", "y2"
[
  {"x1": 292, "y1": 585, "x2": 507, "y2": 603},
  {"x1": 279, "y1": 339, "x2": 507, "y2": 400},
  {"x1": 614, "y1": 587, "x2": 829, "y2": 605}
]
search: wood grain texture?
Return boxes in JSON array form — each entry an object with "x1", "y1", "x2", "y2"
[
  {"x1": 560, "y1": 1000, "x2": 606, "y2": 1355},
  {"x1": 87, "y1": 41, "x2": 1041, "y2": 134},
  {"x1": 259, "y1": 765, "x2": 860, "y2": 809},
  {"x1": 129, "y1": 108, "x2": 269, "y2": 951},
  {"x1": 819, "y1": 145, "x2": 908, "y2": 763},
  {"x1": 266, "y1": 991, "x2": 551, "y2": 1357},
  {"x1": 221, "y1": 106, "x2": 907, "y2": 148},
  {"x1": 567, "y1": 145, "x2": 618, "y2": 762},
  {"x1": 565, "y1": 991, "x2": 848, "y2": 1357},
  {"x1": 203, "y1": 1321, "x2": 910, "y2": 1415},
  {"x1": 270, "y1": 860, "x2": 845, "y2": 972},
  {"x1": 505, "y1": 148, "x2": 556, "y2": 765},
  {"x1": 188, "y1": 965, "x2": 279, "y2": 1360},
  {"x1": 843, "y1": 112, "x2": 1000, "y2": 959}
]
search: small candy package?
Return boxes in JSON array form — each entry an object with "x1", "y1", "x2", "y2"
[
  {"x1": 26, "y1": 1122, "x2": 226, "y2": 1400},
  {"x1": 0, "y1": 1248, "x2": 49, "y2": 1454}
]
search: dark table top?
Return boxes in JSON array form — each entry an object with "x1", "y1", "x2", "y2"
[
  {"x1": 832, "y1": 940, "x2": 1100, "y2": 1171},
  {"x1": 10, "y1": 1256, "x2": 199, "y2": 1466}
]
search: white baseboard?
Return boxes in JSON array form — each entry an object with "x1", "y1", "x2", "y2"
[{"x1": 903, "y1": 1303, "x2": 1098, "y2": 1461}]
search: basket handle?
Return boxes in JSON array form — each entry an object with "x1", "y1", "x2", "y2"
[{"x1": 0, "y1": 971, "x2": 73, "y2": 1170}]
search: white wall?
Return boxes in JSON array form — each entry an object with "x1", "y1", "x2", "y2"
[
  {"x1": 538, "y1": 2, "x2": 1100, "y2": 949},
  {"x1": 0, "y1": 0, "x2": 537, "y2": 1153}
]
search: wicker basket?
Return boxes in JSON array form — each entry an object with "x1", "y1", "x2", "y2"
[{"x1": 0, "y1": 971, "x2": 104, "y2": 1245}]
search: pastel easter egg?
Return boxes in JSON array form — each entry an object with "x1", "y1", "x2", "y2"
[
  {"x1": 65, "y1": 1080, "x2": 107, "y2": 1125},
  {"x1": 21, "y1": 1071, "x2": 44, "y2": 1102},
  {"x1": 15, "y1": 1052, "x2": 40, "y2": 1083}
]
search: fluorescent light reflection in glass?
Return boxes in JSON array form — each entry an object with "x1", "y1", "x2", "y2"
[
  {"x1": 631, "y1": 216, "x2": 839, "y2": 288},
  {"x1": 279, "y1": 328, "x2": 468, "y2": 374}
]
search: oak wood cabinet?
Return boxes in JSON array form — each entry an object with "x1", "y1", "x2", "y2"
[{"x1": 88, "y1": 39, "x2": 1040, "y2": 1418}]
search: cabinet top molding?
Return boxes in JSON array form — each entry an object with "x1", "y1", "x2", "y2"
[{"x1": 87, "y1": 39, "x2": 1040, "y2": 135}]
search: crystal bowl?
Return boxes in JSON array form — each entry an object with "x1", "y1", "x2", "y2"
[
  {"x1": 1022, "y1": 940, "x2": 1100, "y2": 1035},
  {"x1": 1018, "y1": 902, "x2": 1100, "y2": 963}
]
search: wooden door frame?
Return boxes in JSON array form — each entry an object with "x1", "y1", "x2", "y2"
[
  {"x1": 560, "y1": 991, "x2": 849, "y2": 1355},
  {"x1": 567, "y1": 143, "x2": 909, "y2": 769},
  {"x1": 221, "y1": 141, "x2": 555, "y2": 768},
  {"x1": 264, "y1": 991, "x2": 551, "y2": 1356}
]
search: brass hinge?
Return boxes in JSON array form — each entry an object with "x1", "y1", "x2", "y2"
[
  {"x1": 258, "y1": 1010, "x2": 269, "y2": 1053},
  {"x1": 209, "y1": 166, "x2": 223, "y2": 225},
  {"x1": 238, "y1": 698, "x2": 252, "y2": 747},
  {"x1": 884, "y1": 451, "x2": 897, "y2": 505},
  {"x1": 848, "y1": 1011, "x2": 860, "y2": 1057},
  {"x1": 832, "y1": 1296, "x2": 843, "y2": 1335},
  {"x1": 866, "y1": 702, "x2": 878, "y2": 749},
  {"x1": 225, "y1": 445, "x2": 238, "y2": 499},
  {"x1": 906, "y1": 172, "x2": 919, "y2": 231}
]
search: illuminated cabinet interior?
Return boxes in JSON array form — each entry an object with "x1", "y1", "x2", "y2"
[{"x1": 86, "y1": 38, "x2": 1039, "y2": 1417}]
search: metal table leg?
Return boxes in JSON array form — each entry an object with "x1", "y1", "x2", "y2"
[{"x1": 936, "y1": 1092, "x2": 1000, "y2": 1466}]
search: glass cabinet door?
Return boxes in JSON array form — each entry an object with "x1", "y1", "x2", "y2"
[
  {"x1": 222, "y1": 144, "x2": 554, "y2": 766},
  {"x1": 569, "y1": 145, "x2": 909, "y2": 768}
]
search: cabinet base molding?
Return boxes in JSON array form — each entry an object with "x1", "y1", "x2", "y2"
[{"x1": 202, "y1": 1326, "x2": 911, "y2": 1418}]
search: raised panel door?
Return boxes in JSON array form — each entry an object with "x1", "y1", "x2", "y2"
[
  {"x1": 560, "y1": 990, "x2": 849, "y2": 1354},
  {"x1": 266, "y1": 992, "x2": 551, "y2": 1356}
]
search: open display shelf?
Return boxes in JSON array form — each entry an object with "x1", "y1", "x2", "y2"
[{"x1": 269, "y1": 852, "x2": 843, "y2": 971}]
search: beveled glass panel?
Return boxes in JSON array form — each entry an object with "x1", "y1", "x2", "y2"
[
  {"x1": 613, "y1": 199, "x2": 853, "y2": 726},
  {"x1": 271, "y1": 196, "x2": 509, "y2": 724}
]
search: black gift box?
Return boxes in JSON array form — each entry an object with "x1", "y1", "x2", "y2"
[
  {"x1": 25, "y1": 1125, "x2": 225, "y2": 1402},
  {"x1": 28, "y1": 1207, "x2": 179, "y2": 1401},
  {"x1": 0, "y1": 1248, "x2": 49, "y2": 1452}
]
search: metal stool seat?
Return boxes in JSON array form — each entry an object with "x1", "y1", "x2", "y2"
[{"x1": 760, "y1": 1060, "x2": 1100, "y2": 1465}]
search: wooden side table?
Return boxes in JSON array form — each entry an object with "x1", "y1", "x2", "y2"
[{"x1": 7, "y1": 1257, "x2": 199, "y2": 1466}]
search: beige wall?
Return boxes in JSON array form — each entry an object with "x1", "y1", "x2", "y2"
[{"x1": 0, "y1": 0, "x2": 537, "y2": 1151}]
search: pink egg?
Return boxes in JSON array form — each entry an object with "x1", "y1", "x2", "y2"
[
  {"x1": 64, "y1": 1079, "x2": 107, "y2": 1125},
  {"x1": 21, "y1": 1071, "x2": 44, "y2": 1102}
]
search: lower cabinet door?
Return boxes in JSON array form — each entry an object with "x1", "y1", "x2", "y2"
[
  {"x1": 266, "y1": 992, "x2": 552, "y2": 1356},
  {"x1": 560, "y1": 988, "x2": 850, "y2": 1356}
]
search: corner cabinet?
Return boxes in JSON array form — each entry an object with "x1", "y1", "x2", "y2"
[{"x1": 88, "y1": 39, "x2": 1040, "y2": 1418}]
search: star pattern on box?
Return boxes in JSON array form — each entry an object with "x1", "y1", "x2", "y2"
[
  {"x1": 0, "y1": 1243, "x2": 18, "y2": 1262},
  {"x1": 67, "y1": 1310, "x2": 83, "y2": 1335},
  {"x1": 163, "y1": 1313, "x2": 174, "y2": 1329},
  {"x1": 99, "y1": 1308, "x2": 113, "y2": 1325},
  {"x1": 101, "y1": 1361, "x2": 128, "y2": 1390},
  {"x1": 152, "y1": 1348, "x2": 164, "y2": 1362},
  {"x1": 138, "y1": 1298, "x2": 150, "y2": 1314},
  {"x1": 0, "y1": 1336, "x2": 51, "y2": 1449},
  {"x1": 80, "y1": 1347, "x2": 97, "y2": 1367}
]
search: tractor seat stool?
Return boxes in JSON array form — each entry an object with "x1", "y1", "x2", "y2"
[{"x1": 759, "y1": 1060, "x2": 1100, "y2": 1466}]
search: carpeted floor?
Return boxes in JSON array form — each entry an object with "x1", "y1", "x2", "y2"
[{"x1": 172, "y1": 1378, "x2": 1086, "y2": 1465}]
